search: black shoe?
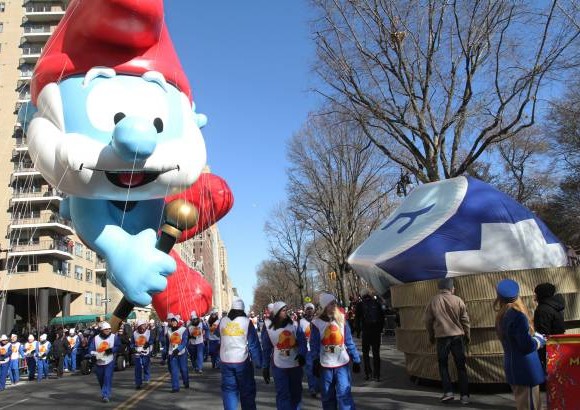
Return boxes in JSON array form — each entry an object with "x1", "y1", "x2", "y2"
[
  {"x1": 440, "y1": 393, "x2": 454, "y2": 402},
  {"x1": 374, "y1": 376, "x2": 381, "y2": 382},
  {"x1": 102, "y1": 397, "x2": 110, "y2": 403},
  {"x1": 364, "y1": 374, "x2": 372, "y2": 381},
  {"x1": 135, "y1": 385, "x2": 142, "y2": 390},
  {"x1": 171, "y1": 389, "x2": 179, "y2": 393}
]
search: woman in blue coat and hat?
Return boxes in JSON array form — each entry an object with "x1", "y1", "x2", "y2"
[{"x1": 495, "y1": 279, "x2": 546, "y2": 410}]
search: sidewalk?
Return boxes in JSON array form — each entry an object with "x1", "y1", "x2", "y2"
[{"x1": 350, "y1": 335, "x2": 518, "y2": 409}]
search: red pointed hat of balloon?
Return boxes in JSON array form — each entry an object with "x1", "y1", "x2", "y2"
[{"x1": 31, "y1": 0, "x2": 191, "y2": 104}]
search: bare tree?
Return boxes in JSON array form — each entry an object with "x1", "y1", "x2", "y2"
[
  {"x1": 312, "y1": 0, "x2": 580, "y2": 182},
  {"x1": 252, "y1": 260, "x2": 302, "y2": 312},
  {"x1": 265, "y1": 205, "x2": 312, "y2": 304},
  {"x1": 287, "y1": 112, "x2": 393, "y2": 304}
]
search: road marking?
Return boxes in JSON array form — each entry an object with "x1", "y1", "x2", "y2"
[
  {"x1": 0, "y1": 399, "x2": 30, "y2": 409},
  {"x1": 114, "y1": 373, "x2": 169, "y2": 410}
]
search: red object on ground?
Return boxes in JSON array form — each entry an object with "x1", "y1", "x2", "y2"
[
  {"x1": 152, "y1": 250, "x2": 213, "y2": 320},
  {"x1": 165, "y1": 173, "x2": 234, "y2": 243},
  {"x1": 546, "y1": 334, "x2": 580, "y2": 410}
]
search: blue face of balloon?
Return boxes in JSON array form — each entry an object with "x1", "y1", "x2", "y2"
[{"x1": 26, "y1": 69, "x2": 207, "y2": 200}]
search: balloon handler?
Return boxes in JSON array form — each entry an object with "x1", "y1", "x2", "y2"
[
  {"x1": 131, "y1": 320, "x2": 155, "y2": 390},
  {"x1": 89, "y1": 322, "x2": 121, "y2": 403},
  {"x1": 310, "y1": 293, "x2": 362, "y2": 410},
  {"x1": 21, "y1": 0, "x2": 234, "y2": 327},
  {"x1": 166, "y1": 314, "x2": 189, "y2": 392},
  {"x1": 188, "y1": 311, "x2": 208, "y2": 374},
  {"x1": 24, "y1": 335, "x2": 38, "y2": 381},
  {"x1": 36, "y1": 334, "x2": 51, "y2": 383}
]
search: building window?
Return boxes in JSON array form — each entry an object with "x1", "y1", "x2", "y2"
[
  {"x1": 0, "y1": 23, "x2": 3, "y2": 33},
  {"x1": 95, "y1": 293, "x2": 102, "y2": 307},
  {"x1": 74, "y1": 242, "x2": 83, "y2": 257},
  {"x1": 85, "y1": 249, "x2": 93, "y2": 261},
  {"x1": 0, "y1": 3, "x2": 5, "y2": 13},
  {"x1": 74, "y1": 265, "x2": 83, "y2": 280},
  {"x1": 85, "y1": 269, "x2": 93, "y2": 283},
  {"x1": 85, "y1": 291, "x2": 92, "y2": 305}
]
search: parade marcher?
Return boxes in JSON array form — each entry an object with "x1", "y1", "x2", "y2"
[
  {"x1": 533, "y1": 282, "x2": 565, "y2": 370},
  {"x1": 36, "y1": 334, "x2": 51, "y2": 382},
  {"x1": 219, "y1": 298, "x2": 263, "y2": 410},
  {"x1": 0, "y1": 335, "x2": 12, "y2": 391},
  {"x1": 131, "y1": 319, "x2": 153, "y2": 390},
  {"x1": 264, "y1": 303, "x2": 274, "y2": 330},
  {"x1": 166, "y1": 313, "x2": 189, "y2": 392},
  {"x1": 208, "y1": 309, "x2": 221, "y2": 369},
  {"x1": 160, "y1": 321, "x2": 169, "y2": 365},
  {"x1": 65, "y1": 328, "x2": 79, "y2": 372},
  {"x1": 149, "y1": 319, "x2": 159, "y2": 357},
  {"x1": 496, "y1": 279, "x2": 546, "y2": 410},
  {"x1": 24, "y1": 335, "x2": 38, "y2": 381},
  {"x1": 262, "y1": 301, "x2": 307, "y2": 410},
  {"x1": 187, "y1": 311, "x2": 206, "y2": 374},
  {"x1": 89, "y1": 322, "x2": 120, "y2": 403},
  {"x1": 249, "y1": 311, "x2": 258, "y2": 331},
  {"x1": 424, "y1": 278, "x2": 470, "y2": 404},
  {"x1": 300, "y1": 302, "x2": 320, "y2": 397},
  {"x1": 356, "y1": 291, "x2": 385, "y2": 382},
  {"x1": 9, "y1": 334, "x2": 24, "y2": 385},
  {"x1": 311, "y1": 293, "x2": 361, "y2": 410}
]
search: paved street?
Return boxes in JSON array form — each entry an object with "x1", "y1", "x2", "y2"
[{"x1": 0, "y1": 337, "x2": 520, "y2": 409}]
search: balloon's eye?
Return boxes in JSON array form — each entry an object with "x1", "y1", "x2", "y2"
[
  {"x1": 114, "y1": 112, "x2": 126, "y2": 125},
  {"x1": 153, "y1": 118, "x2": 164, "y2": 133}
]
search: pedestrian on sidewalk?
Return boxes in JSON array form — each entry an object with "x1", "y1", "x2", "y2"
[
  {"x1": 495, "y1": 279, "x2": 546, "y2": 410},
  {"x1": 262, "y1": 301, "x2": 307, "y2": 410},
  {"x1": 166, "y1": 314, "x2": 189, "y2": 392},
  {"x1": 310, "y1": 292, "x2": 361, "y2": 410},
  {"x1": 424, "y1": 277, "x2": 470, "y2": 404},
  {"x1": 356, "y1": 291, "x2": 385, "y2": 382},
  {"x1": 219, "y1": 298, "x2": 263, "y2": 410},
  {"x1": 52, "y1": 331, "x2": 70, "y2": 378},
  {"x1": 89, "y1": 321, "x2": 120, "y2": 403},
  {"x1": 533, "y1": 282, "x2": 565, "y2": 371},
  {"x1": 300, "y1": 302, "x2": 320, "y2": 397}
]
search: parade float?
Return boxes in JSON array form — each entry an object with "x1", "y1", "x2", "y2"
[
  {"x1": 20, "y1": 0, "x2": 233, "y2": 327},
  {"x1": 349, "y1": 176, "x2": 580, "y2": 383}
]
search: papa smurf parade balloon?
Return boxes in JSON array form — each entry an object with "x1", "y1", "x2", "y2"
[
  {"x1": 22, "y1": 0, "x2": 233, "y2": 309},
  {"x1": 349, "y1": 176, "x2": 567, "y2": 294}
]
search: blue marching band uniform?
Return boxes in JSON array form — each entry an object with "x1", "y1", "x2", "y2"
[
  {"x1": 36, "y1": 334, "x2": 51, "y2": 383},
  {"x1": 0, "y1": 335, "x2": 12, "y2": 391},
  {"x1": 8, "y1": 335, "x2": 24, "y2": 385},
  {"x1": 131, "y1": 320, "x2": 154, "y2": 389},
  {"x1": 89, "y1": 322, "x2": 120, "y2": 403},
  {"x1": 165, "y1": 314, "x2": 189, "y2": 392},
  {"x1": 208, "y1": 309, "x2": 222, "y2": 369},
  {"x1": 64, "y1": 329, "x2": 80, "y2": 372},
  {"x1": 24, "y1": 336, "x2": 38, "y2": 381}
]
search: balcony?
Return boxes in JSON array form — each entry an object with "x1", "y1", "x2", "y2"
[
  {"x1": 21, "y1": 24, "x2": 55, "y2": 42},
  {"x1": 95, "y1": 259, "x2": 107, "y2": 273},
  {"x1": 21, "y1": 45, "x2": 43, "y2": 63},
  {"x1": 11, "y1": 164, "x2": 42, "y2": 181},
  {"x1": 10, "y1": 187, "x2": 63, "y2": 207},
  {"x1": 8, "y1": 238, "x2": 73, "y2": 260},
  {"x1": 11, "y1": 212, "x2": 74, "y2": 236},
  {"x1": 24, "y1": 4, "x2": 65, "y2": 22}
]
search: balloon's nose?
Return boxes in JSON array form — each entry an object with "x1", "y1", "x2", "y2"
[{"x1": 111, "y1": 116, "x2": 158, "y2": 162}]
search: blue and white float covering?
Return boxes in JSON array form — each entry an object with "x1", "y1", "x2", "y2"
[{"x1": 348, "y1": 176, "x2": 568, "y2": 294}]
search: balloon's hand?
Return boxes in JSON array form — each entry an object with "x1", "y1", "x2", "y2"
[{"x1": 106, "y1": 229, "x2": 176, "y2": 306}]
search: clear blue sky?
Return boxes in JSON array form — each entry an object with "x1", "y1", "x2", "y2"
[{"x1": 165, "y1": 1, "x2": 320, "y2": 307}]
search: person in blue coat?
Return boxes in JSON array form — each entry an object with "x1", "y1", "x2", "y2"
[
  {"x1": 8, "y1": 334, "x2": 24, "y2": 385},
  {"x1": 165, "y1": 313, "x2": 189, "y2": 392},
  {"x1": 495, "y1": 279, "x2": 546, "y2": 410},
  {"x1": 89, "y1": 322, "x2": 121, "y2": 403},
  {"x1": 131, "y1": 320, "x2": 154, "y2": 390},
  {"x1": 36, "y1": 334, "x2": 51, "y2": 382},
  {"x1": 262, "y1": 301, "x2": 308, "y2": 410},
  {"x1": 219, "y1": 298, "x2": 263, "y2": 410},
  {"x1": 0, "y1": 335, "x2": 12, "y2": 391},
  {"x1": 310, "y1": 293, "x2": 361, "y2": 410},
  {"x1": 24, "y1": 335, "x2": 38, "y2": 381},
  {"x1": 207, "y1": 309, "x2": 221, "y2": 369},
  {"x1": 64, "y1": 328, "x2": 80, "y2": 372}
]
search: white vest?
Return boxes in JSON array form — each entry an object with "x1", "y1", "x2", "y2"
[
  {"x1": 188, "y1": 323, "x2": 204, "y2": 345},
  {"x1": 219, "y1": 317, "x2": 250, "y2": 364},
  {"x1": 67, "y1": 335, "x2": 78, "y2": 350},
  {"x1": 167, "y1": 327, "x2": 187, "y2": 355},
  {"x1": 300, "y1": 318, "x2": 312, "y2": 351},
  {"x1": 10, "y1": 342, "x2": 22, "y2": 360},
  {"x1": 133, "y1": 330, "x2": 151, "y2": 356},
  {"x1": 208, "y1": 320, "x2": 220, "y2": 341},
  {"x1": 24, "y1": 341, "x2": 37, "y2": 357},
  {"x1": 312, "y1": 318, "x2": 350, "y2": 368},
  {"x1": 0, "y1": 343, "x2": 12, "y2": 364},
  {"x1": 37, "y1": 341, "x2": 50, "y2": 360},
  {"x1": 94, "y1": 334, "x2": 116, "y2": 366},
  {"x1": 266, "y1": 323, "x2": 300, "y2": 369}
]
